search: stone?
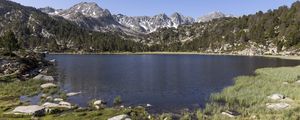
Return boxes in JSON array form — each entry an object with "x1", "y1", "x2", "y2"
[
  {"x1": 66, "y1": 92, "x2": 81, "y2": 97},
  {"x1": 146, "y1": 104, "x2": 152, "y2": 107},
  {"x1": 33, "y1": 74, "x2": 54, "y2": 81},
  {"x1": 221, "y1": 111, "x2": 240, "y2": 118},
  {"x1": 95, "y1": 105, "x2": 100, "y2": 110},
  {"x1": 42, "y1": 102, "x2": 60, "y2": 108},
  {"x1": 295, "y1": 80, "x2": 300, "y2": 84},
  {"x1": 93, "y1": 100, "x2": 104, "y2": 105},
  {"x1": 268, "y1": 93, "x2": 285, "y2": 100},
  {"x1": 54, "y1": 98, "x2": 63, "y2": 102},
  {"x1": 11, "y1": 105, "x2": 45, "y2": 116},
  {"x1": 49, "y1": 59, "x2": 56, "y2": 63},
  {"x1": 266, "y1": 102, "x2": 290, "y2": 110},
  {"x1": 46, "y1": 96, "x2": 53, "y2": 100},
  {"x1": 41, "y1": 94, "x2": 47, "y2": 98},
  {"x1": 59, "y1": 101, "x2": 72, "y2": 109},
  {"x1": 40, "y1": 83, "x2": 57, "y2": 89},
  {"x1": 108, "y1": 114, "x2": 131, "y2": 120},
  {"x1": 282, "y1": 82, "x2": 289, "y2": 85}
]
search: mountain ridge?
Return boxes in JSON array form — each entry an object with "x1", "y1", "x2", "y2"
[{"x1": 39, "y1": 2, "x2": 230, "y2": 34}]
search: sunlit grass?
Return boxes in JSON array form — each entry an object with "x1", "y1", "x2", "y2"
[{"x1": 201, "y1": 66, "x2": 300, "y2": 119}]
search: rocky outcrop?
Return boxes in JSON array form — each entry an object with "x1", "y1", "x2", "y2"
[
  {"x1": 33, "y1": 74, "x2": 54, "y2": 81},
  {"x1": 108, "y1": 114, "x2": 131, "y2": 120},
  {"x1": 10, "y1": 105, "x2": 45, "y2": 116},
  {"x1": 40, "y1": 83, "x2": 57, "y2": 89}
]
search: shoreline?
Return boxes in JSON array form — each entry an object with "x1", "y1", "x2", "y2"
[
  {"x1": 2, "y1": 51, "x2": 300, "y2": 119},
  {"x1": 49, "y1": 52, "x2": 300, "y2": 60}
]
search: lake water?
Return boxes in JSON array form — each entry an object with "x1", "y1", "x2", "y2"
[{"x1": 47, "y1": 54, "x2": 300, "y2": 113}]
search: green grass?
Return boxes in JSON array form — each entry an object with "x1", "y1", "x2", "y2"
[
  {"x1": 42, "y1": 107, "x2": 150, "y2": 120},
  {"x1": 0, "y1": 79, "x2": 43, "y2": 118},
  {"x1": 200, "y1": 66, "x2": 300, "y2": 119}
]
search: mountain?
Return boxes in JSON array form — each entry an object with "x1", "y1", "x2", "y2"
[
  {"x1": 39, "y1": 7, "x2": 62, "y2": 15},
  {"x1": 40, "y1": 2, "x2": 195, "y2": 34},
  {"x1": 197, "y1": 11, "x2": 232, "y2": 23},
  {"x1": 113, "y1": 12, "x2": 195, "y2": 33},
  {"x1": 147, "y1": 2, "x2": 300, "y2": 55},
  {"x1": 0, "y1": 0, "x2": 144, "y2": 52},
  {"x1": 42, "y1": 2, "x2": 124, "y2": 32}
]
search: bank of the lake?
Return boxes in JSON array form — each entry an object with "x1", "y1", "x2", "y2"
[
  {"x1": 50, "y1": 51, "x2": 300, "y2": 61},
  {"x1": 1, "y1": 52, "x2": 300, "y2": 119}
]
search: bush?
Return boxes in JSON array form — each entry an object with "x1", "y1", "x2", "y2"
[{"x1": 113, "y1": 96, "x2": 122, "y2": 105}]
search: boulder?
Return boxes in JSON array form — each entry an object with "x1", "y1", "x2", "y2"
[
  {"x1": 221, "y1": 110, "x2": 240, "y2": 118},
  {"x1": 66, "y1": 92, "x2": 81, "y2": 97},
  {"x1": 282, "y1": 82, "x2": 289, "y2": 85},
  {"x1": 146, "y1": 104, "x2": 152, "y2": 107},
  {"x1": 11, "y1": 105, "x2": 45, "y2": 116},
  {"x1": 46, "y1": 96, "x2": 53, "y2": 100},
  {"x1": 54, "y1": 98, "x2": 63, "y2": 102},
  {"x1": 59, "y1": 101, "x2": 72, "y2": 109},
  {"x1": 40, "y1": 83, "x2": 57, "y2": 89},
  {"x1": 268, "y1": 93, "x2": 285, "y2": 100},
  {"x1": 295, "y1": 80, "x2": 300, "y2": 84},
  {"x1": 42, "y1": 102, "x2": 60, "y2": 108},
  {"x1": 49, "y1": 59, "x2": 56, "y2": 63},
  {"x1": 266, "y1": 102, "x2": 290, "y2": 110},
  {"x1": 93, "y1": 100, "x2": 104, "y2": 105},
  {"x1": 33, "y1": 74, "x2": 54, "y2": 81},
  {"x1": 108, "y1": 114, "x2": 131, "y2": 120}
]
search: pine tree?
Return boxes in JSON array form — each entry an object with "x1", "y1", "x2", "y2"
[{"x1": 1, "y1": 31, "x2": 19, "y2": 54}]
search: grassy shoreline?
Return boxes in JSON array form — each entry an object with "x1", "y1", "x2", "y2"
[
  {"x1": 2, "y1": 52, "x2": 300, "y2": 119},
  {"x1": 203, "y1": 65, "x2": 300, "y2": 119}
]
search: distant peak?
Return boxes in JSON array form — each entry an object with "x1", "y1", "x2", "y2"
[
  {"x1": 60, "y1": 1, "x2": 111, "y2": 18},
  {"x1": 77, "y1": 2, "x2": 98, "y2": 6},
  {"x1": 197, "y1": 11, "x2": 230, "y2": 22}
]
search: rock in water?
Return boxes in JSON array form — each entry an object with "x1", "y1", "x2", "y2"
[
  {"x1": 93, "y1": 100, "x2": 105, "y2": 105},
  {"x1": 54, "y1": 98, "x2": 64, "y2": 102},
  {"x1": 66, "y1": 92, "x2": 81, "y2": 96},
  {"x1": 108, "y1": 114, "x2": 131, "y2": 120},
  {"x1": 11, "y1": 105, "x2": 45, "y2": 116},
  {"x1": 40, "y1": 83, "x2": 57, "y2": 89},
  {"x1": 33, "y1": 74, "x2": 54, "y2": 81}
]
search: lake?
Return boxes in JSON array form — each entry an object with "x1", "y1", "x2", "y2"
[{"x1": 47, "y1": 54, "x2": 300, "y2": 113}]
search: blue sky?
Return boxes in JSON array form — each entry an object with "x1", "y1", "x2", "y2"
[{"x1": 12, "y1": 0, "x2": 296, "y2": 18}]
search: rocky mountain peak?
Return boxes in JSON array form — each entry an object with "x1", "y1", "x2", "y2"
[
  {"x1": 59, "y1": 2, "x2": 111, "y2": 18},
  {"x1": 170, "y1": 12, "x2": 195, "y2": 27},
  {"x1": 197, "y1": 11, "x2": 228, "y2": 22}
]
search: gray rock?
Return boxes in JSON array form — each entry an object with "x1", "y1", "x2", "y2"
[
  {"x1": 93, "y1": 100, "x2": 104, "y2": 105},
  {"x1": 40, "y1": 83, "x2": 57, "y2": 89},
  {"x1": 11, "y1": 105, "x2": 45, "y2": 116},
  {"x1": 282, "y1": 82, "x2": 289, "y2": 85},
  {"x1": 66, "y1": 92, "x2": 81, "y2": 96},
  {"x1": 146, "y1": 104, "x2": 152, "y2": 107},
  {"x1": 221, "y1": 110, "x2": 240, "y2": 118},
  {"x1": 42, "y1": 102, "x2": 60, "y2": 108},
  {"x1": 108, "y1": 114, "x2": 131, "y2": 120},
  {"x1": 59, "y1": 101, "x2": 72, "y2": 109},
  {"x1": 54, "y1": 98, "x2": 64, "y2": 102},
  {"x1": 268, "y1": 93, "x2": 285, "y2": 100},
  {"x1": 49, "y1": 59, "x2": 56, "y2": 63},
  {"x1": 33, "y1": 74, "x2": 54, "y2": 81},
  {"x1": 295, "y1": 80, "x2": 300, "y2": 84},
  {"x1": 266, "y1": 102, "x2": 290, "y2": 110}
]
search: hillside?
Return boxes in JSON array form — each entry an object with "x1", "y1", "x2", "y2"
[
  {"x1": 0, "y1": 0, "x2": 145, "y2": 52},
  {"x1": 146, "y1": 2, "x2": 300, "y2": 55}
]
